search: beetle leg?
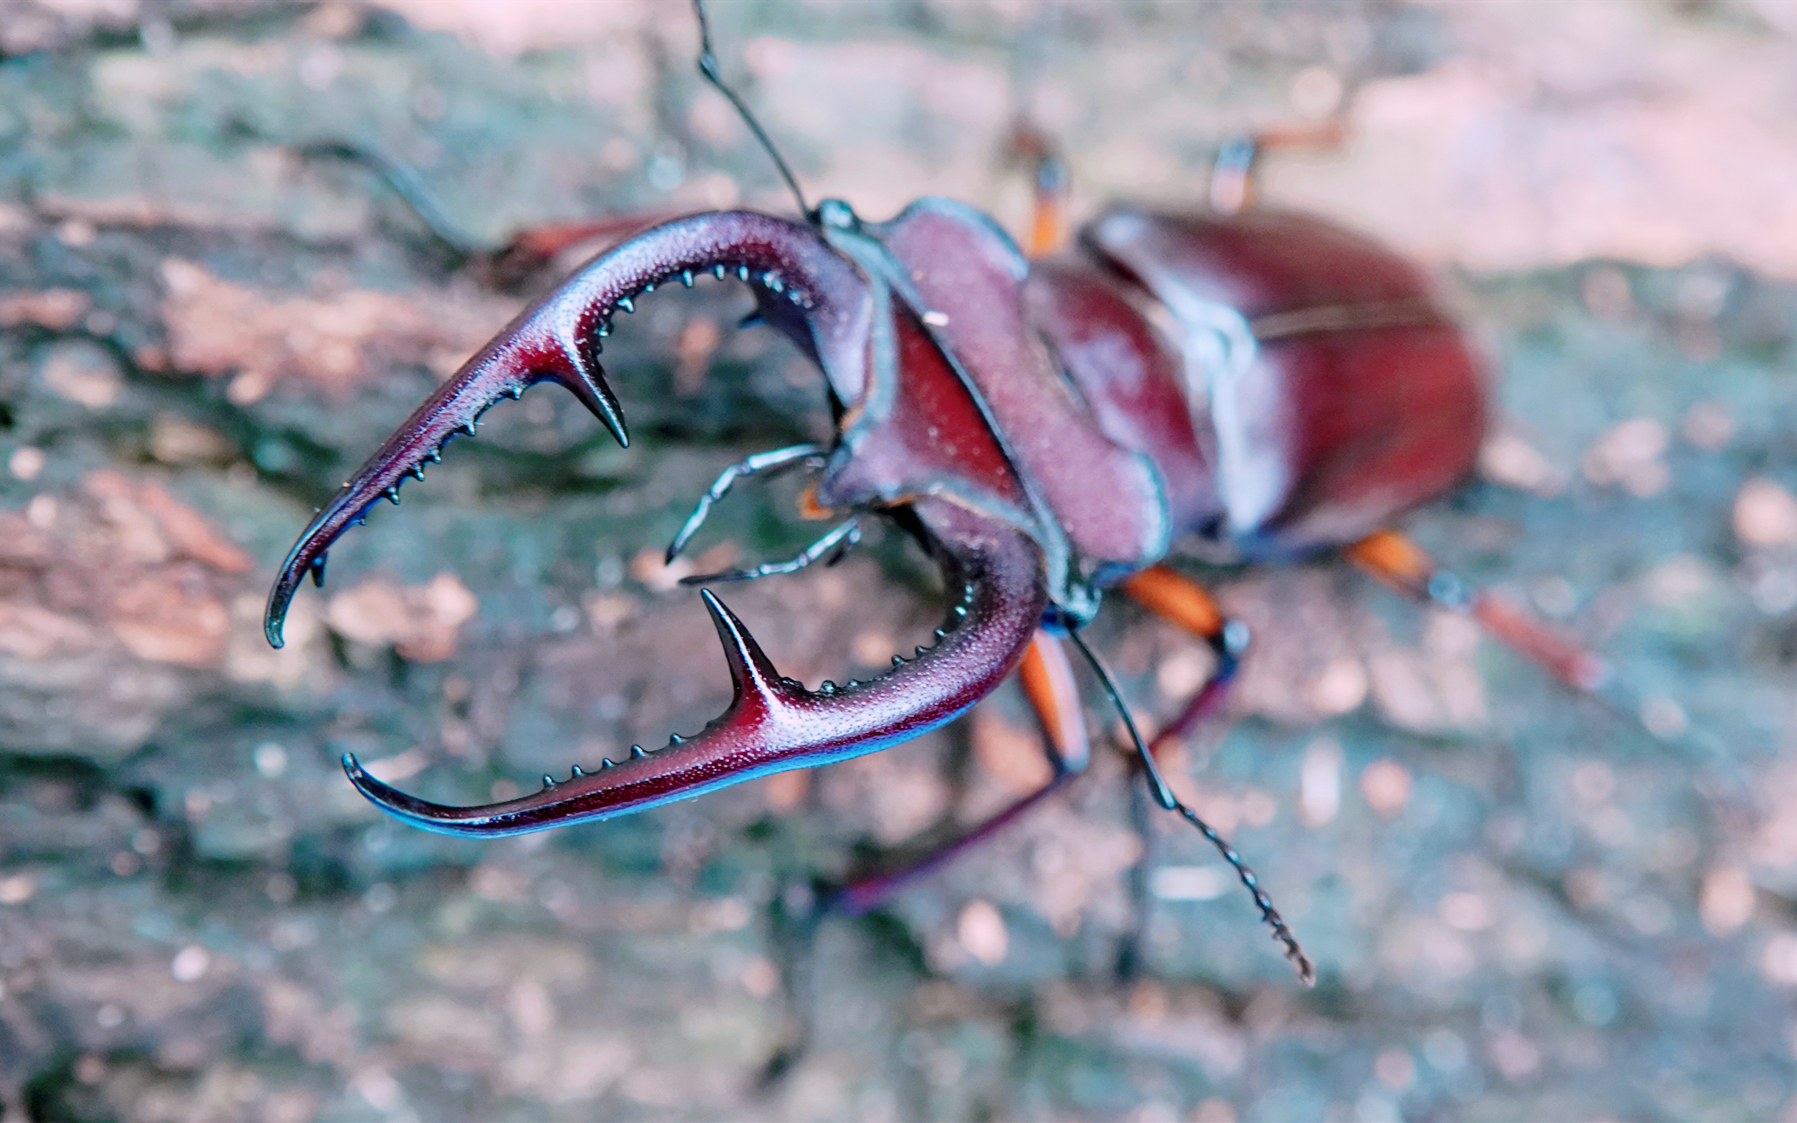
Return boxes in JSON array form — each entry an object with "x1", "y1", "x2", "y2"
[
  {"x1": 292, "y1": 140, "x2": 680, "y2": 286},
  {"x1": 828, "y1": 630, "x2": 1088, "y2": 915},
  {"x1": 1119, "y1": 563, "x2": 1225, "y2": 642},
  {"x1": 1119, "y1": 564, "x2": 1250, "y2": 755},
  {"x1": 1068, "y1": 629, "x2": 1316, "y2": 986},
  {"x1": 484, "y1": 214, "x2": 685, "y2": 286},
  {"x1": 1005, "y1": 124, "x2": 1071, "y2": 259},
  {"x1": 1345, "y1": 529, "x2": 1731, "y2": 765},
  {"x1": 1111, "y1": 572, "x2": 1249, "y2": 981},
  {"x1": 1145, "y1": 623, "x2": 1249, "y2": 754},
  {"x1": 293, "y1": 140, "x2": 483, "y2": 260},
  {"x1": 679, "y1": 516, "x2": 862, "y2": 585},
  {"x1": 1017, "y1": 628, "x2": 1091, "y2": 774},
  {"x1": 1207, "y1": 136, "x2": 1261, "y2": 216},
  {"x1": 1208, "y1": 119, "x2": 1351, "y2": 215},
  {"x1": 1346, "y1": 528, "x2": 1611, "y2": 693},
  {"x1": 665, "y1": 442, "x2": 828, "y2": 565}
]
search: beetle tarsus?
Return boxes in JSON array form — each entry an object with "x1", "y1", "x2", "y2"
[
  {"x1": 666, "y1": 442, "x2": 827, "y2": 564},
  {"x1": 679, "y1": 517, "x2": 861, "y2": 585}
]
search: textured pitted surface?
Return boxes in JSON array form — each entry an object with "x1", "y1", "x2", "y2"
[{"x1": 1, "y1": 3, "x2": 1795, "y2": 1121}]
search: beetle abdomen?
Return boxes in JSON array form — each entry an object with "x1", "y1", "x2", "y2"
[{"x1": 1078, "y1": 208, "x2": 1488, "y2": 557}]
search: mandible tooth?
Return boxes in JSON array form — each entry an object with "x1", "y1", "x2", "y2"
[
  {"x1": 681, "y1": 269, "x2": 695, "y2": 288},
  {"x1": 630, "y1": 745, "x2": 647, "y2": 759},
  {"x1": 569, "y1": 333, "x2": 631, "y2": 448},
  {"x1": 616, "y1": 295, "x2": 635, "y2": 314},
  {"x1": 698, "y1": 588, "x2": 788, "y2": 704}
]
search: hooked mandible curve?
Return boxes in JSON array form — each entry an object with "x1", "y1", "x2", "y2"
[
  {"x1": 262, "y1": 210, "x2": 872, "y2": 651},
  {"x1": 338, "y1": 500, "x2": 1047, "y2": 835}
]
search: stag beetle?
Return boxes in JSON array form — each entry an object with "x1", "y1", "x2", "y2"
[{"x1": 262, "y1": 5, "x2": 1616, "y2": 984}]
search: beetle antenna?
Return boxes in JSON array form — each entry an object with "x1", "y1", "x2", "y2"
[
  {"x1": 693, "y1": 0, "x2": 815, "y2": 224},
  {"x1": 1067, "y1": 628, "x2": 1316, "y2": 986}
]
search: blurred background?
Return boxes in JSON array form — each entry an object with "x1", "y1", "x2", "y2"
[{"x1": 0, "y1": 0, "x2": 1795, "y2": 1119}]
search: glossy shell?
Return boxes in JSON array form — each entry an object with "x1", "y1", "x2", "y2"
[{"x1": 1028, "y1": 208, "x2": 1488, "y2": 561}]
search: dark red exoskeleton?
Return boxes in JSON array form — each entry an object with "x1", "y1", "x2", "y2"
[{"x1": 259, "y1": 14, "x2": 1594, "y2": 984}]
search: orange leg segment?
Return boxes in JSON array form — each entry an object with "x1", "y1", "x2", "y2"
[
  {"x1": 1120, "y1": 565, "x2": 1245, "y2": 757},
  {"x1": 1026, "y1": 168, "x2": 1068, "y2": 259},
  {"x1": 1018, "y1": 627, "x2": 1090, "y2": 773},
  {"x1": 1006, "y1": 122, "x2": 1071, "y2": 259},
  {"x1": 1121, "y1": 564, "x2": 1225, "y2": 641},
  {"x1": 1024, "y1": 155, "x2": 1069, "y2": 258}
]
